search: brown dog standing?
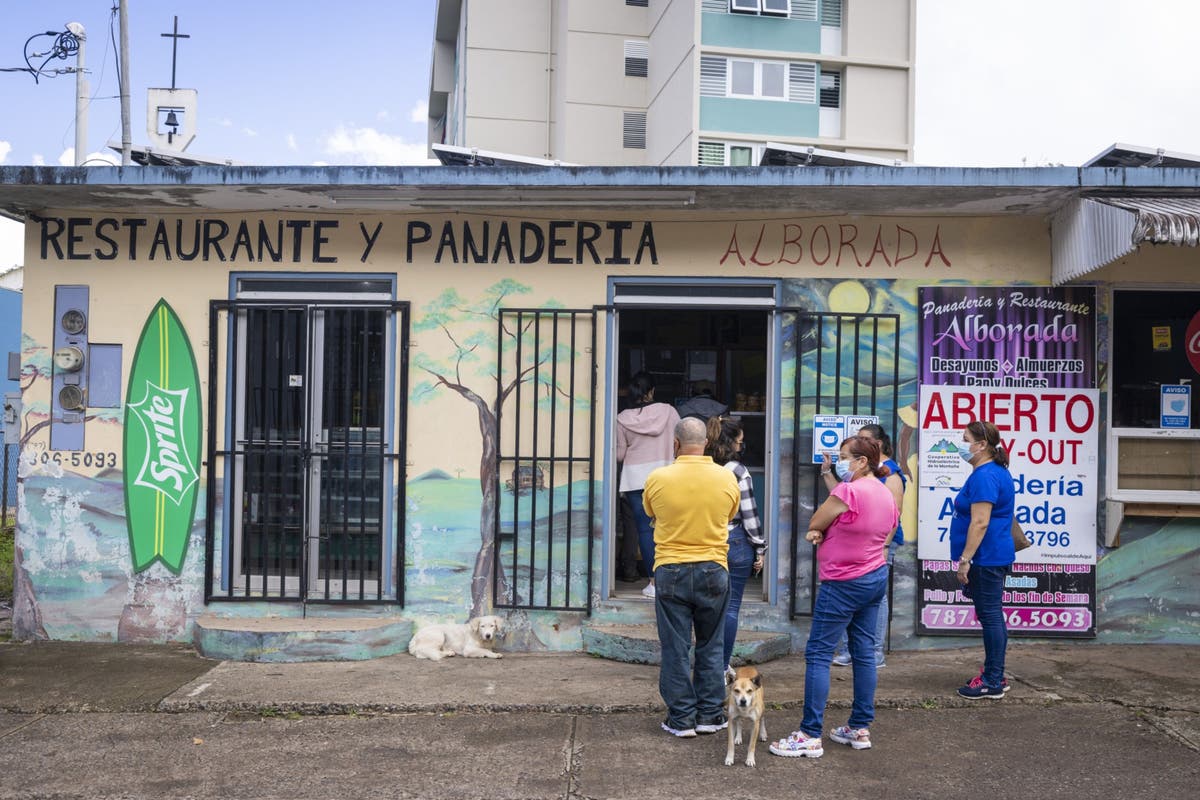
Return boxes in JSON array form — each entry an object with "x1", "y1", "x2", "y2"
[{"x1": 725, "y1": 666, "x2": 767, "y2": 767}]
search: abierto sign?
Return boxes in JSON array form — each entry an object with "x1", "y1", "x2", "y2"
[{"x1": 917, "y1": 384, "x2": 1099, "y2": 564}]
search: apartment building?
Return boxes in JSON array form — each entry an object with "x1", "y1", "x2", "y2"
[{"x1": 427, "y1": 0, "x2": 915, "y2": 165}]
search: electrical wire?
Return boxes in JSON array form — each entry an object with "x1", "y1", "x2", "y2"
[{"x1": 17, "y1": 28, "x2": 82, "y2": 84}]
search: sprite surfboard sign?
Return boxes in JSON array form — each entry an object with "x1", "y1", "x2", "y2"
[{"x1": 123, "y1": 299, "x2": 202, "y2": 574}]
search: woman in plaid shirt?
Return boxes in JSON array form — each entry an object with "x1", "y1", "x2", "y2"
[{"x1": 706, "y1": 416, "x2": 766, "y2": 675}]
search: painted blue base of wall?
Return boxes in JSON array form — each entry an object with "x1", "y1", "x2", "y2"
[
  {"x1": 581, "y1": 622, "x2": 792, "y2": 666},
  {"x1": 193, "y1": 614, "x2": 414, "y2": 662}
]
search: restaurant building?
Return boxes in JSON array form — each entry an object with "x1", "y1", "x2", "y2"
[{"x1": 0, "y1": 162, "x2": 1196, "y2": 658}]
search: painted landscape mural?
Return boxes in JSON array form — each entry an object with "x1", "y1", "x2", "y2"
[{"x1": 9, "y1": 277, "x2": 1200, "y2": 647}]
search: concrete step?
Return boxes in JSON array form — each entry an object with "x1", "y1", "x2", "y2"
[
  {"x1": 193, "y1": 614, "x2": 413, "y2": 663},
  {"x1": 581, "y1": 622, "x2": 793, "y2": 666}
]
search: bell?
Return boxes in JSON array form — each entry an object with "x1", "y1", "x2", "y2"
[{"x1": 165, "y1": 109, "x2": 180, "y2": 129}]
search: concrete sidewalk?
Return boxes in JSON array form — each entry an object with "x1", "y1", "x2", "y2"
[
  {"x1": 2, "y1": 639, "x2": 1198, "y2": 799},
  {"x1": 2, "y1": 639, "x2": 1198, "y2": 727}
]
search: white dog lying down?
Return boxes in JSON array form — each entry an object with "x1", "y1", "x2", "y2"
[{"x1": 408, "y1": 615, "x2": 506, "y2": 661}]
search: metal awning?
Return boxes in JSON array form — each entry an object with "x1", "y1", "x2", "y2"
[{"x1": 1051, "y1": 196, "x2": 1200, "y2": 284}]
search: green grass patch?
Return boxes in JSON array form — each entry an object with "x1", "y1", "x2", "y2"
[{"x1": 0, "y1": 523, "x2": 14, "y2": 600}]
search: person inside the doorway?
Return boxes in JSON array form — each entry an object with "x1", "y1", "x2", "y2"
[
  {"x1": 826, "y1": 423, "x2": 907, "y2": 668},
  {"x1": 643, "y1": 417, "x2": 740, "y2": 738},
  {"x1": 676, "y1": 379, "x2": 729, "y2": 422},
  {"x1": 771, "y1": 436, "x2": 897, "y2": 758},
  {"x1": 705, "y1": 415, "x2": 765, "y2": 677},
  {"x1": 616, "y1": 372, "x2": 681, "y2": 598}
]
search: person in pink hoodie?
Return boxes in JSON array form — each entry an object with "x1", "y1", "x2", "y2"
[{"x1": 616, "y1": 372, "x2": 681, "y2": 598}]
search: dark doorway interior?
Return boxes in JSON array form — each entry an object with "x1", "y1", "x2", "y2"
[{"x1": 613, "y1": 308, "x2": 769, "y2": 600}]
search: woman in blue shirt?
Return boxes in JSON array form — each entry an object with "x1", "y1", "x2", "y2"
[{"x1": 951, "y1": 419, "x2": 1016, "y2": 700}]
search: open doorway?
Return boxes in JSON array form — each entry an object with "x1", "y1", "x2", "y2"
[{"x1": 612, "y1": 307, "x2": 769, "y2": 600}]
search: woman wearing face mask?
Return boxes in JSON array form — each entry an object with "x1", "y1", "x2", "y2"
[
  {"x1": 771, "y1": 436, "x2": 898, "y2": 758},
  {"x1": 705, "y1": 415, "x2": 766, "y2": 677},
  {"x1": 952, "y1": 419, "x2": 1017, "y2": 700},
  {"x1": 826, "y1": 424, "x2": 906, "y2": 668}
]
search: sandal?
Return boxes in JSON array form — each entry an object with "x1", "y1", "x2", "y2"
[{"x1": 768, "y1": 730, "x2": 824, "y2": 758}]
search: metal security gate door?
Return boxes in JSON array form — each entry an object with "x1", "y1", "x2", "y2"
[
  {"x1": 780, "y1": 310, "x2": 900, "y2": 618},
  {"x1": 205, "y1": 299, "x2": 409, "y2": 603},
  {"x1": 493, "y1": 308, "x2": 597, "y2": 613}
]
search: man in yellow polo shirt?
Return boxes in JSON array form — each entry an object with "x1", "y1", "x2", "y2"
[{"x1": 643, "y1": 416, "x2": 741, "y2": 738}]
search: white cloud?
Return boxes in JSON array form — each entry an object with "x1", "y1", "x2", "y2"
[
  {"x1": 377, "y1": 110, "x2": 391, "y2": 121},
  {"x1": 218, "y1": 117, "x2": 233, "y2": 127},
  {"x1": 320, "y1": 125, "x2": 434, "y2": 165},
  {"x1": 32, "y1": 155, "x2": 45, "y2": 166},
  {"x1": 0, "y1": 141, "x2": 11, "y2": 164},
  {"x1": 409, "y1": 101, "x2": 428, "y2": 124},
  {"x1": 57, "y1": 148, "x2": 120, "y2": 167},
  {"x1": 242, "y1": 128, "x2": 259, "y2": 138},
  {"x1": 287, "y1": 133, "x2": 298, "y2": 152},
  {"x1": 0, "y1": 217, "x2": 23, "y2": 268}
]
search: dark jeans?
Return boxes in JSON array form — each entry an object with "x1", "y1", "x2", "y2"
[
  {"x1": 654, "y1": 560, "x2": 730, "y2": 730},
  {"x1": 722, "y1": 525, "x2": 755, "y2": 669},
  {"x1": 967, "y1": 563, "x2": 1010, "y2": 688},
  {"x1": 617, "y1": 493, "x2": 642, "y2": 579},
  {"x1": 624, "y1": 490, "x2": 656, "y2": 578},
  {"x1": 801, "y1": 564, "x2": 888, "y2": 735}
]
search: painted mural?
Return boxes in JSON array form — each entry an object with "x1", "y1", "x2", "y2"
[{"x1": 10, "y1": 265, "x2": 1200, "y2": 649}]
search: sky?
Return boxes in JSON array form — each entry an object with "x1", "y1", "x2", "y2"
[{"x1": 3, "y1": 0, "x2": 1200, "y2": 268}]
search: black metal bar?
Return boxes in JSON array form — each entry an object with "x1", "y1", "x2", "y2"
[
  {"x1": 873, "y1": 314, "x2": 883, "y2": 412},
  {"x1": 395, "y1": 302, "x2": 410, "y2": 606},
  {"x1": 585, "y1": 310, "x2": 596, "y2": 616},
  {"x1": 528, "y1": 312, "x2": 540, "y2": 608},
  {"x1": 492, "y1": 310, "x2": 503, "y2": 609},
  {"x1": 852, "y1": 316, "x2": 862, "y2": 412},
  {"x1": 512, "y1": 311, "x2": 523, "y2": 607},
  {"x1": 204, "y1": 301, "x2": 222, "y2": 601},
  {"x1": 545, "y1": 312, "x2": 558, "y2": 609}
]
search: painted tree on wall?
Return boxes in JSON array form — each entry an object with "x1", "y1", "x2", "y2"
[{"x1": 413, "y1": 279, "x2": 575, "y2": 619}]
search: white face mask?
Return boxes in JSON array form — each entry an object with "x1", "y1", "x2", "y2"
[
  {"x1": 960, "y1": 441, "x2": 976, "y2": 462},
  {"x1": 834, "y1": 457, "x2": 855, "y2": 480}
]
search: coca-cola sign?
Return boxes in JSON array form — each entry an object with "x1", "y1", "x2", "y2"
[{"x1": 1187, "y1": 310, "x2": 1200, "y2": 376}]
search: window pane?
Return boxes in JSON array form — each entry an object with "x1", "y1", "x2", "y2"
[
  {"x1": 731, "y1": 61, "x2": 755, "y2": 95},
  {"x1": 820, "y1": 71, "x2": 841, "y2": 108},
  {"x1": 730, "y1": 146, "x2": 753, "y2": 166},
  {"x1": 1112, "y1": 290, "x2": 1200, "y2": 428},
  {"x1": 761, "y1": 63, "x2": 785, "y2": 97}
]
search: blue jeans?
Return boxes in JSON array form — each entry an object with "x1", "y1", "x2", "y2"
[
  {"x1": 833, "y1": 540, "x2": 898, "y2": 664},
  {"x1": 801, "y1": 564, "x2": 888, "y2": 736},
  {"x1": 723, "y1": 526, "x2": 755, "y2": 669},
  {"x1": 655, "y1": 561, "x2": 730, "y2": 730},
  {"x1": 967, "y1": 563, "x2": 1010, "y2": 688},
  {"x1": 624, "y1": 490, "x2": 655, "y2": 577}
]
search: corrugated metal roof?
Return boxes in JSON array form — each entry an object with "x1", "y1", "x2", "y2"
[
  {"x1": 1052, "y1": 196, "x2": 1200, "y2": 284},
  {"x1": 1051, "y1": 199, "x2": 1137, "y2": 285},
  {"x1": 1100, "y1": 196, "x2": 1200, "y2": 247}
]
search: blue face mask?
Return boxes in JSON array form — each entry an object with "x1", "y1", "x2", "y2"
[
  {"x1": 960, "y1": 442, "x2": 976, "y2": 462},
  {"x1": 834, "y1": 458, "x2": 854, "y2": 481}
]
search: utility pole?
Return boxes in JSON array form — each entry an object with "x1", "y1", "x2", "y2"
[
  {"x1": 67, "y1": 23, "x2": 86, "y2": 166},
  {"x1": 119, "y1": 0, "x2": 132, "y2": 166}
]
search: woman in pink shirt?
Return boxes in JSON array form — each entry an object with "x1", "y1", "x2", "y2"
[{"x1": 770, "y1": 436, "x2": 898, "y2": 759}]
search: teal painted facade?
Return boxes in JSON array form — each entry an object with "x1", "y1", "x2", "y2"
[
  {"x1": 700, "y1": 96, "x2": 818, "y2": 137},
  {"x1": 701, "y1": 11, "x2": 820, "y2": 53}
]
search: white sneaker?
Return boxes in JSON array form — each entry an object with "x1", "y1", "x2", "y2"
[{"x1": 641, "y1": 582, "x2": 656, "y2": 599}]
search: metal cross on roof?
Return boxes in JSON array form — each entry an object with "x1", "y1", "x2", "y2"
[{"x1": 160, "y1": 15, "x2": 190, "y2": 90}]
